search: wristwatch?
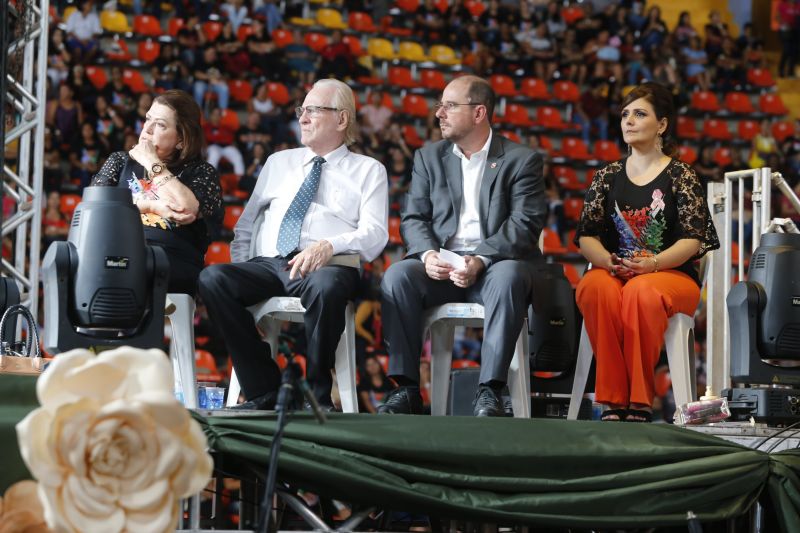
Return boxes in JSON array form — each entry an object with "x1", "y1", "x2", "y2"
[{"x1": 150, "y1": 162, "x2": 165, "y2": 176}]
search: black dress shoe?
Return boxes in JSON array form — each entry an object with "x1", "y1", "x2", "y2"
[
  {"x1": 377, "y1": 386, "x2": 423, "y2": 414},
  {"x1": 227, "y1": 392, "x2": 277, "y2": 411},
  {"x1": 473, "y1": 385, "x2": 504, "y2": 417}
]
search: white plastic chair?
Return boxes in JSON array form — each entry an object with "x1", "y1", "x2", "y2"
[
  {"x1": 226, "y1": 297, "x2": 359, "y2": 412},
  {"x1": 166, "y1": 293, "x2": 198, "y2": 409},
  {"x1": 567, "y1": 312, "x2": 696, "y2": 420},
  {"x1": 423, "y1": 303, "x2": 531, "y2": 418}
]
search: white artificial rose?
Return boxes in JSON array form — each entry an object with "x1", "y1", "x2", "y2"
[{"x1": 16, "y1": 347, "x2": 213, "y2": 533}]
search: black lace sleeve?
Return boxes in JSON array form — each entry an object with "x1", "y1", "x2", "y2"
[
  {"x1": 574, "y1": 161, "x2": 623, "y2": 245},
  {"x1": 91, "y1": 151, "x2": 127, "y2": 186},
  {"x1": 670, "y1": 160, "x2": 720, "y2": 258},
  {"x1": 179, "y1": 160, "x2": 223, "y2": 223}
]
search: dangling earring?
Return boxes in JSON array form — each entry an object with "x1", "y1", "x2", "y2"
[
  {"x1": 176, "y1": 143, "x2": 183, "y2": 150},
  {"x1": 627, "y1": 143, "x2": 632, "y2": 155},
  {"x1": 655, "y1": 134, "x2": 663, "y2": 153}
]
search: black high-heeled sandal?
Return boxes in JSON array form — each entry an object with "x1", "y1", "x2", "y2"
[
  {"x1": 600, "y1": 408, "x2": 628, "y2": 421},
  {"x1": 625, "y1": 409, "x2": 652, "y2": 423}
]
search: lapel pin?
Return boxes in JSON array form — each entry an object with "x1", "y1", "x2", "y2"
[{"x1": 490, "y1": 162, "x2": 497, "y2": 168}]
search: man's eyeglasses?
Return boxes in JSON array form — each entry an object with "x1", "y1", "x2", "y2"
[
  {"x1": 433, "y1": 101, "x2": 483, "y2": 112},
  {"x1": 295, "y1": 105, "x2": 340, "y2": 118}
]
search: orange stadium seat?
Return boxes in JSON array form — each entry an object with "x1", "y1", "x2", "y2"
[
  {"x1": 349, "y1": 11, "x2": 377, "y2": 32},
  {"x1": 536, "y1": 106, "x2": 569, "y2": 129},
  {"x1": 690, "y1": 91, "x2": 720, "y2": 113},
  {"x1": 561, "y1": 263, "x2": 581, "y2": 288},
  {"x1": 452, "y1": 359, "x2": 479, "y2": 369},
  {"x1": 541, "y1": 228, "x2": 567, "y2": 255},
  {"x1": 403, "y1": 124, "x2": 425, "y2": 148},
  {"x1": 499, "y1": 103, "x2": 533, "y2": 126},
  {"x1": 106, "y1": 37, "x2": 132, "y2": 62},
  {"x1": 122, "y1": 68, "x2": 149, "y2": 93},
  {"x1": 388, "y1": 66, "x2": 418, "y2": 88},
  {"x1": 272, "y1": 28, "x2": 293, "y2": 48},
  {"x1": 167, "y1": 18, "x2": 184, "y2": 37},
  {"x1": 220, "y1": 109, "x2": 240, "y2": 131},
  {"x1": 561, "y1": 6, "x2": 584, "y2": 25},
  {"x1": 678, "y1": 145, "x2": 698, "y2": 165},
  {"x1": 676, "y1": 116, "x2": 700, "y2": 140},
  {"x1": 388, "y1": 216, "x2": 403, "y2": 245},
  {"x1": 137, "y1": 39, "x2": 160, "y2": 64},
  {"x1": 563, "y1": 197, "x2": 584, "y2": 221},
  {"x1": 553, "y1": 80, "x2": 580, "y2": 103},
  {"x1": 738, "y1": 119, "x2": 760, "y2": 141},
  {"x1": 499, "y1": 130, "x2": 521, "y2": 143},
  {"x1": 396, "y1": 0, "x2": 420, "y2": 12},
  {"x1": 402, "y1": 94, "x2": 429, "y2": 118},
  {"x1": 60, "y1": 193, "x2": 81, "y2": 220},
  {"x1": 724, "y1": 91, "x2": 755, "y2": 114},
  {"x1": 566, "y1": 229, "x2": 580, "y2": 253},
  {"x1": 202, "y1": 21, "x2": 222, "y2": 42},
  {"x1": 266, "y1": 82, "x2": 289, "y2": 105},
  {"x1": 713, "y1": 147, "x2": 732, "y2": 167},
  {"x1": 433, "y1": 0, "x2": 449, "y2": 14},
  {"x1": 85, "y1": 66, "x2": 108, "y2": 89},
  {"x1": 223, "y1": 204, "x2": 244, "y2": 232},
  {"x1": 561, "y1": 137, "x2": 591, "y2": 160},
  {"x1": 218, "y1": 173, "x2": 239, "y2": 195},
  {"x1": 759, "y1": 93, "x2": 789, "y2": 115},
  {"x1": 205, "y1": 241, "x2": 231, "y2": 265},
  {"x1": 133, "y1": 14, "x2": 162, "y2": 37},
  {"x1": 702, "y1": 118, "x2": 732, "y2": 140},
  {"x1": 553, "y1": 166, "x2": 584, "y2": 191},
  {"x1": 464, "y1": 0, "x2": 487, "y2": 18},
  {"x1": 381, "y1": 15, "x2": 414, "y2": 37},
  {"x1": 228, "y1": 79, "x2": 253, "y2": 103},
  {"x1": 420, "y1": 69, "x2": 447, "y2": 91},
  {"x1": 490, "y1": 74, "x2": 517, "y2": 97},
  {"x1": 592, "y1": 140, "x2": 621, "y2": 161},
  {"x1": 195, "y1": 349, "x2": 223, "y2": 383},
  {"x1": 747, "y1": 68, "x2": 775, "y2": 88},
  {"x1": 772, "y1": 121, "x2": 794, "y2": 142},
  {"x1": 342, "y1": 35, "x2": 364, "y2": 56},
  {"x1": 237, "y1": 24, "x2": 253, "y2": 42},
  {"x1": 304, "y1": 32, "x2": 329, "y2": 53},
  {"x1": 520, "y1": 77, "x2": 551, "y2": 100}
]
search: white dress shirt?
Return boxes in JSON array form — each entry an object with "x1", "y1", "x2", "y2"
[{"x1": 231, "y1": 145, "x2": 388, "y2": 263}]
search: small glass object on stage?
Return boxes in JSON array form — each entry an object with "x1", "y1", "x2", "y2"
[
  {"x1": 674, "y1": 397, "x2": 731, "y2": 425},
  {"x1": 198, "y1": 385, "x2": 225, "y2": 409}
]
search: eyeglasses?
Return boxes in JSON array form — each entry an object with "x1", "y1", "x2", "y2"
[
  {"x1": 433, "y1": 101, "x2": 483, "y2": 112},
  {"x1": 295, "y1": 105, "x2": 340, "y2": 118}
]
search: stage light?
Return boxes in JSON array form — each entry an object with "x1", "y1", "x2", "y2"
[{"x1": 41, "y1": 186, "x2": 169, "y2": 353}]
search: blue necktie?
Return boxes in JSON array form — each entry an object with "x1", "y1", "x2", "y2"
[{"x1": 276, "y1": 156, "x2": 325, "y2": 257}]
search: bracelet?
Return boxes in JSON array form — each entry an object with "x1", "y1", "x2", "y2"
[{"x1": 652, "y1": 255, "x2": 659, "y2": 272}]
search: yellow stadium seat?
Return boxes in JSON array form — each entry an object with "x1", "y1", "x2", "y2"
[
  {"x1": 429, "y1": 44, "x2": 460, "y2": 66},
  {"x1": 288, "y1": 16, "x2": 315, "y2": 26},
  {"x1": 398, "y1": 41, "x2": 429, "y2": 62},
  {"x1": 100, "y1": 10, "x2": 131, "y2": 33},
  {"x1": 316, "y1": 8, "x2": 348, "y2": 30},
  {"x1": 63, "y1": 6, "x2": 77, "y2": 22},
  {"x1": 367, "y1": 38, "x2": 396, "y2": 60}
]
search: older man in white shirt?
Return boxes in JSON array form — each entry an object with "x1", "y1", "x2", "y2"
[{"x1": 198, "y1": 79, "x2": 388, "y2": 411}]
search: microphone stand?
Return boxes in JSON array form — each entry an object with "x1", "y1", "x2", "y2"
[{"x1": 257, "y1": 358, "x2": 327, "y2": 532}]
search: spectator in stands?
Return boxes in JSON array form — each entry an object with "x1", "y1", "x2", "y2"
[
  {"x1": 64, "y1": 0, "x2": 102, "y2": 64},
  {"x1": 673, "y1": 11, "x2": 698, "y2": 48},
  {"x1": 284, "y1": 30, "x2": 317, "y2": 87},
  {"x1": 574, "y1": 82, "x2": 719, "y2": 423},
  {"x1": 415, "y1": 0, "x2": 446, "y2": 44},
  {"x1": 92, "y1": 89, "x2": 223, "y2": 296},
  {"x1": 237, "y1": 111, "x2": 272, "y2": 161},
  {"x1": 714, "y1": 37, "x2": 745, "y2": 92},
  {"x1": 558, "y1": 28, "x2": 585, "y2": 83},
  {"x1": 639, "y1": 6, "x2": 668, "y2": 55},
  {"x1": 682, "y1": 36, "x2": 711, "y2": 91},
  {"x1": 778, "y1": 0, "x2": 800, "y2": 78},
  {"x1": 132, "y1": 92, "x2": 154, "y2": 135},
  {"x1": 204, "y1": 106, "x2": 245, "y2": 176},
  {"x1": 749, "y1": 119, "x2": 782, "y2": 169},
  {"x1": 67, "y1": 63, "x2": 96, "y2": 111},
  {"x1": 542, "y1": 0, "x2": 566, "y2": 38},
  {"x1": 379, "y1": 75, "x2": 545, "y2": 417},
  {"x1": 220, "y1": 0, "x2": 249, "y2": 33},
  {"x1": 103, "y1": 66, "x2": 135, "y2": 114},
  {"x1": 46, "y1": 83, "x2": 83, "y2": 154},
  {"x1": 319, "y1": 30, "x2": 357, "y2": 81},
  {"x1": 246, "y1": 17, "x2": 285, "y2": 80},
  {"x1": 358, "y1": 355, "x2": 394, "y2": 413},
  {"x1": 43, "y1": 129, "x2": 64, "y2": 192},
  {"x1": 47, "y1": 28, "x2": 72, "y2": 88},
  {"x1": 703, "y1": 9, "x2": 729, "y2": 62},
  {"x1": 153, "y1": 43, "x2": 192, "y2": 93},
  {"x1": 217, "y1": 20, "x2": 250, "y2": 77},
  {"x1": 253, "y1": 0, "x2": 283, "y2": 34},
  {"x1": 359, "y1": 92, "x2": 393, "y2": 138},
  {"x1": 197, "y1": 79, "x2": 388, "y2": 411},
  {"x1": 42, "y1": 191, "x2": 70, "y2": 250},
  {"x1": 574, "y1": 78, "x2": 610, "y2": 145},
  {"x1": 694, "y1": 145, "x2": 722, "y2": 186},
  {"x1": 519, "y1": 21, "x2": 558, "y2": 81},
  {"x1": 69, "y1": 113, "x2": 109, "y2": 184},
  {"x1": 241, "y1": 141, "x2": 267, "y2": 195},
  {"x1": 620, "y1": 29, "x2": 652, "y2": 85},
  {"x1": 193, "y1": 47, "x2": 230, "y2": 111}
]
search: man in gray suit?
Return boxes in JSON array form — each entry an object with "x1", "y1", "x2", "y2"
[{"x1": 379, "y1": 75, "x2": 546, "y2": 417}]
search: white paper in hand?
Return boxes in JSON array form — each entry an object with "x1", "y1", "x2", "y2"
[{"x1": 438, "y1": 248, "x2": 466, "y2": 271}]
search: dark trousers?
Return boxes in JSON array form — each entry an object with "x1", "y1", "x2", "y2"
[
  {"x1": 381, "y1": 258, "x2": 532, "y2": 385},
  {"x1": 197, "y1": 257, "x2": 360, "y2": 405}
]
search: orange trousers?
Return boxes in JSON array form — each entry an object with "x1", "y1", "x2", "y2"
[{"x1": 575, "y1": 268, "x2": 700, "y2": 407}]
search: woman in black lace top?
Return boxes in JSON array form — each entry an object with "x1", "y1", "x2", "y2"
[
  {"x1": 92, "y1": 89, "x2": 223, "y2": 296},
  {"x1": 574, "y1": 82, "x2": 719, "y2": 422}
]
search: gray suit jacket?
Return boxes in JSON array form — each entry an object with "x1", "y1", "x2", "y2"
[{"x1": 401, "y1": 134, "x2": 546, "y2": 264}]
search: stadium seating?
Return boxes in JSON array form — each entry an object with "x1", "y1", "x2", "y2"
[
  {"x1": 205, "y1": 241, "x2": 231, "y2": 265},
  {"x1": 490, "y1": 74, "x2": 517, "y2": 98},
  {"x1": 348, "y1": 11, "x2": 378, "y2": 33},
  {"x1": 316, "y1": 8, "x2": 348, "y2": 30},
  {"x1": 759, "y1": 93, "x2": 789, "y2": 115},
  {"x1": 690, "y1": 91, "x2": 721, "y2": 113},
  {"x1": 133, "y1": 14, "x2": 162, "y2": 37},
  {"x1": 702, "y1": 118, "x2": 732, "y2": 140},
  {"x1": 592, "y1": 140, "x2": 621, "y2": 161},
  {"x1": 520, "y1": 77, "x2": 551, "y2": 100}
]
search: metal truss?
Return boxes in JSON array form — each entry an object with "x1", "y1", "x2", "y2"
[{"x1": 1, "y1": 0, "x2": 47, "y2": 319}]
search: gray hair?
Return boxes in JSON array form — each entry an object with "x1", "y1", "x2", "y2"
[{"x1": 313, "y1": 79, "x2": 358, "y2": 146}]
